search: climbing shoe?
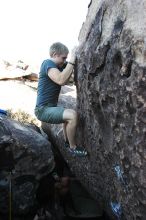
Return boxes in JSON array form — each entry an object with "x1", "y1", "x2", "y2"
[
  {"x1": 64, "y1": 140, "x2": 70, "y2": 148},
  {"x1": 69, "y1": 146, "x2": 88, "y2": 157},
  {"x1": 64, "y1": 141, "x2": 88, "y2": 157}
]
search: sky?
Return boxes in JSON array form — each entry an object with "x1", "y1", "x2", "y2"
[{"x1": 0, "y1": 0, "x2": 90, "y2": 66}]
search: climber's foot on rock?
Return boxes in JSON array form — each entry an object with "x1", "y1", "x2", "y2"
[{"x1": 64, "y1": 141, "x2": 87, "y2": 157}]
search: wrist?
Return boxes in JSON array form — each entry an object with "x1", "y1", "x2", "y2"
[{"x1": 68, "y1": 61, "x2": 75, "y2": 66}]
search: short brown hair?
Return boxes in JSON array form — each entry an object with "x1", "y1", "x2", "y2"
[{"x1": 49, "y1": 42, "x2": 69, "y2": 57}]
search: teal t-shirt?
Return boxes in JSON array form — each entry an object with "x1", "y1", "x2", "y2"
[{"x1": 36, "y1": 59, "x2": 61, "y2": 107}]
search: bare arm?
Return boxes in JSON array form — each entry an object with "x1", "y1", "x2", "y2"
[{"x1": 48, "y1": 63, "x2": 74, "y2": 85}]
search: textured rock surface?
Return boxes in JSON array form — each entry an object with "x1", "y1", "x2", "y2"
[
  {"x1": 76, "y1": 0, "x2": 146, "y2": 219},
  {"x1": 0, "y1": 116, "x2": 55, "y2": 215},
  {"x1": 42, "y1": 1, "x2": 146, "y2": 220}
]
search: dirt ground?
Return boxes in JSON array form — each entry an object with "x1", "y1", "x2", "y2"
[{"x1": 0, "y1": 80, "x2": 37, "y2": 116}]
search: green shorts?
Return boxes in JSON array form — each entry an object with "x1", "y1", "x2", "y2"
[{"x1": 35, "y1": 104, "x2": 65, "y2": 124}]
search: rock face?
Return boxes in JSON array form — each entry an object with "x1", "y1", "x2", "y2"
[
  {"x1": 76, "y1": 0, "x2": 146, "y2": 219},
  {"x1": 43, "y1": 1, "x2": 146, "y2": 220},
  {"x1": 0, "y1": 116, "x2": 55, "y2": 215}
]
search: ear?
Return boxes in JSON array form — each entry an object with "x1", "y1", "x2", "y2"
[{"x1": 52, "y1": 52, "x2": 57, "y2": 58}]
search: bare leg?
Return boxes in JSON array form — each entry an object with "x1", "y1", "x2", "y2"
[
  {"x1": 63, "y1": 122, "x2": 68, "y2": 142},
  {"x1": 63, "y1": 109, "x2": 77, "y2": 149},
  {"x1": 63, "y1": 109, "x2": 87, "y2": 156}
]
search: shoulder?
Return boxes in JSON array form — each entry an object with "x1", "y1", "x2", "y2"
[
  {"x1": 40, "y1": 59, "x2": 57, "y2": 74},
  {"x1": 41, "y1": 59, "x2": 57, "y2": 68}
]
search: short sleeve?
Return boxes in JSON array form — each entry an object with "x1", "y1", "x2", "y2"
[{"x1": 40, "y1": 59, "x2": 57, "y2": 76}]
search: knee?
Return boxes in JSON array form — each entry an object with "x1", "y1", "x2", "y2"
[
  {"x1": 63, "y1": 109, "x2": 78, "y2": 122},
  {"x1": 70, "y1": 110, "x2": 77, "y2": 122}
]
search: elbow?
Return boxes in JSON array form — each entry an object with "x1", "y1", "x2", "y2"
[
  {"x1": 58, "y1": 78, "x2": 66, "y2": 86},
  {"x1": 61, "y1": 82, "x2": 66, "y2": 86},
  {"x1": 58, "y1": 80, "x2": 64, "y2": 86}
]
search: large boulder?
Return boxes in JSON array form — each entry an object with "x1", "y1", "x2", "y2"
[
  {"x1": 76, "y1": 0, "x2": 146, "y2": 219},
  {"x1": 0, "y1": 116, "x2": 55, "y2": 215},
  {"x1": 42, "y1": 0, "x2": 146, "y2": 219}
]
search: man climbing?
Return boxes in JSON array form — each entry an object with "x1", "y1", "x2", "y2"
[{"x1": 35, "y1": 42, "x2": 87, "y2": 157}]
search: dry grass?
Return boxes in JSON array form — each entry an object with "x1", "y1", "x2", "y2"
[{"x1": 7, "y1": 109, "x2": 40, "y2": 126}]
